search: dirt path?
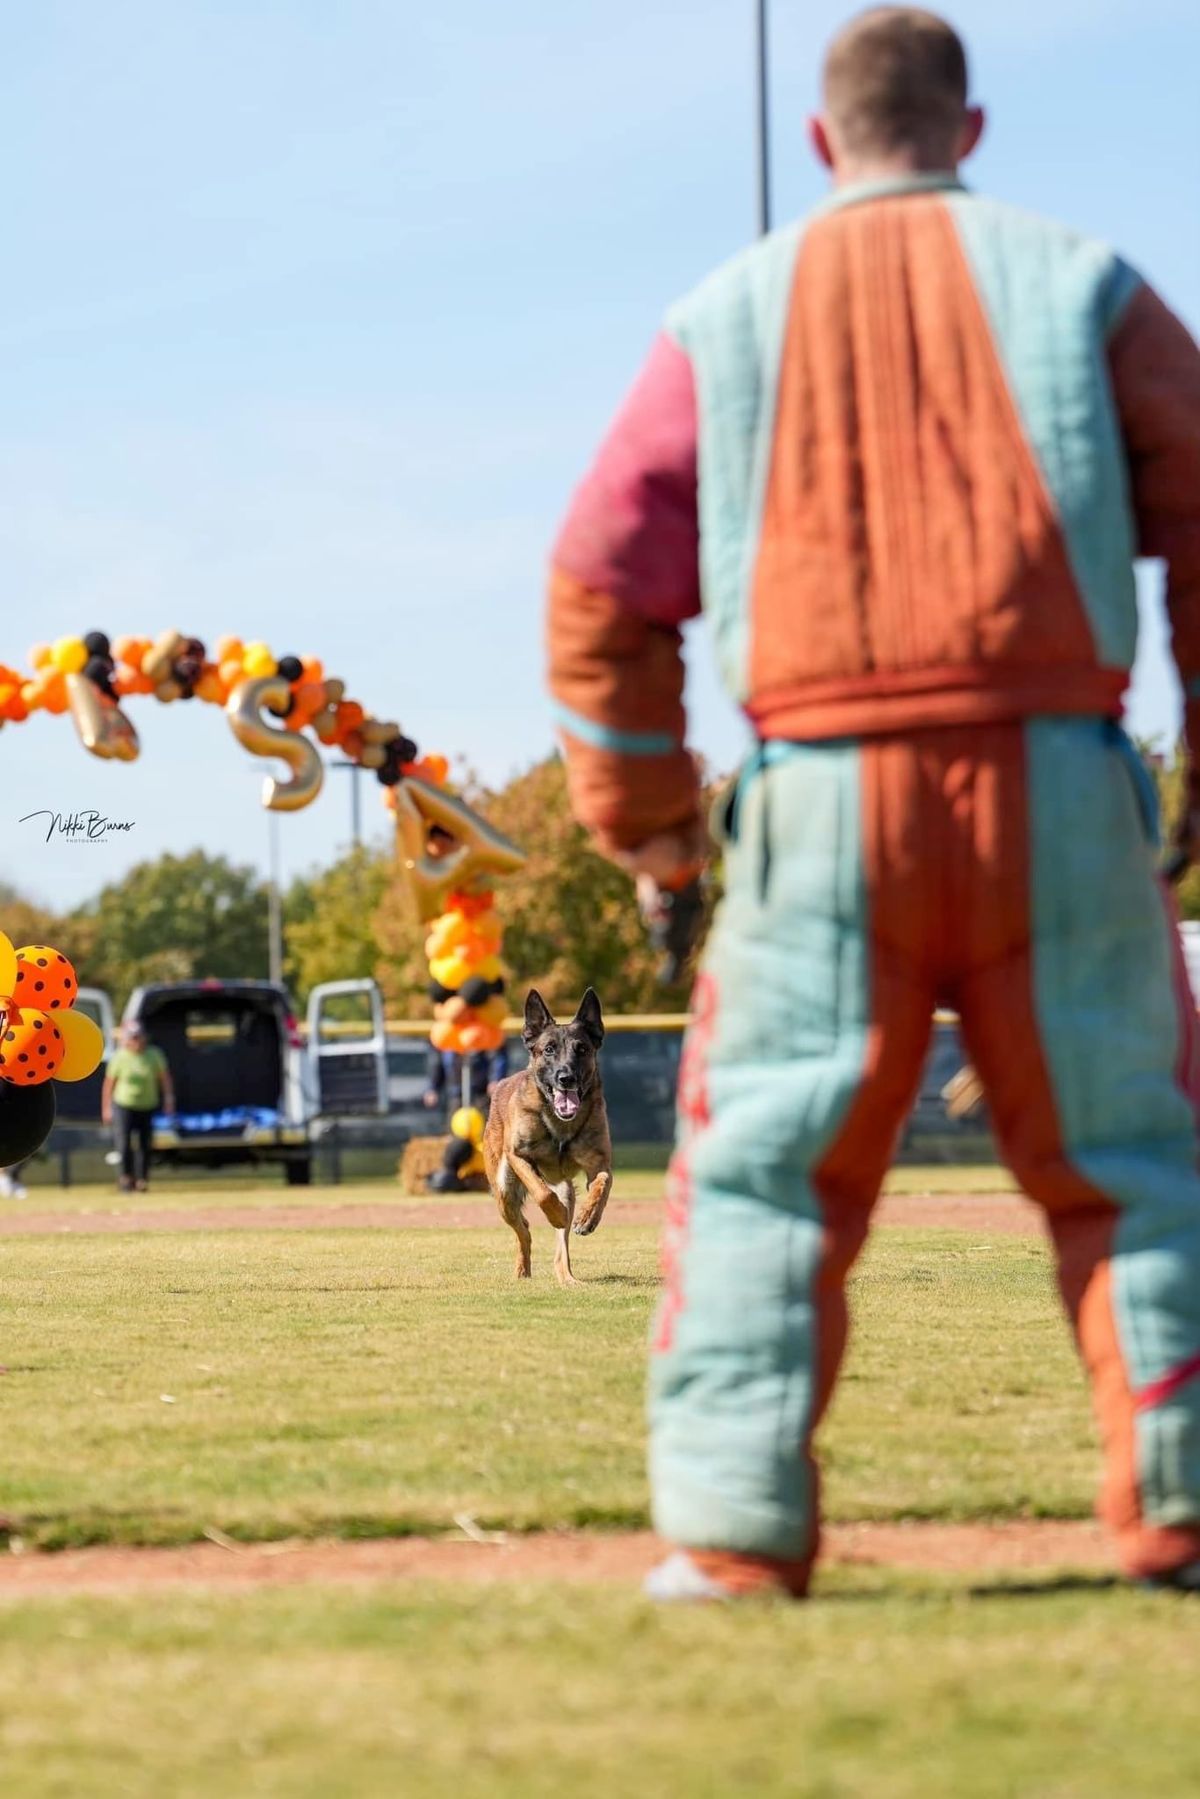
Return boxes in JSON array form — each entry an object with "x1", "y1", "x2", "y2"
[
  {"x1": 0, "y1": 1192, "x2": 1043, "y2": 1237},
  {"x1": 0, "y1": 1520, "x2": 1109, "y2": 1597}
]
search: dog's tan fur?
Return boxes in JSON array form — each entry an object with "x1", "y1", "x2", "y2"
[{"x1": 483, "y1": 990, "x2": 613, "y2": 1285}]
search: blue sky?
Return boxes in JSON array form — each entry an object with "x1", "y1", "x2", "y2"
[{"x1": 2, "y1": 0, "x2": 1197, "y2": 907}]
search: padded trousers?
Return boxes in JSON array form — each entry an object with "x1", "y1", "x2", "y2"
[{"x1": 649, "y1": 720, "x2": 1200, "y2": 1583}]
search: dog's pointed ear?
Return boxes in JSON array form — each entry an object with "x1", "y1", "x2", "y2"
[
  {"x1": 523, "y1": 989, "x2": 554, "y2": 1048},
  {"x1": 574, "y1": 987, "x2": 604, "y2": 1048}
]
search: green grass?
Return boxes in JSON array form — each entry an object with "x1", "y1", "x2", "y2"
[
  {"x1": 1, "y1": 1577, "x2": 1197, "y2": 1798},
  {"x1": 1, "y1": 1223, "x2": 1096, "y2": 1548},
  {"x1": 0, "y1": 1162, "x2": 1014, "y2": 1217}
]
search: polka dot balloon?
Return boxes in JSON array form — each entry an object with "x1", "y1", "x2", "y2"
[
  {"x1": 0, "y1": 1009, "x2": 67, "y2": 1084},
  {"x1": 13, "y1": 944, "x2": 77, "y2": 1012}
]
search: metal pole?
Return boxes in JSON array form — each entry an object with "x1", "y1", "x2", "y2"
[
  {"x1": 755, "y1": 0, "x2": 771, "y2": 236},
  {"x1": 268, "y1": 811, "x2": 284, "y2": 985},
  {"x1": 350, "y1": 765, "x2": 362, "y2": 852}
]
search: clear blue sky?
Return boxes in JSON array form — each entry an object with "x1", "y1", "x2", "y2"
[{"x1": 3, "y1": 0, "x2": 1197, "y2": 907}]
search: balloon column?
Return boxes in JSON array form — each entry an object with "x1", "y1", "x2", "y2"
[
  {"x1": 0, "y1": 932, "x2": 106, "y2": 1166},
  {"x1": 384, "y1": 771, "x2": 525, "y2": 1059}
]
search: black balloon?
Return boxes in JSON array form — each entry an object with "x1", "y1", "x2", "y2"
[
  {"x1": 0, "y1": 1079, "x2": 56, "y2": 1165},
  {"x1": 459, "y1": 975, "x2": 493, "y2": 1009},
  {"x1": 83, "y1": 655, "x2": 112, "y2": 685},
  {"x1": 394, "y1": 735, "x2": 417, "y2": 766},
  {"x1": 276, "y1": 655, "x2": 303, "y2": 683},
  {"x1": 184, "y1": 637, "x2": 206, "y2": 658},
  {"x1": 84, "y1": 630, "x2": 111, "y2": 657},
  {"x1": 428, "y1": 981, "x2": 454, "y2": 1004},
  {"x1": 376, "y1": 764, "x2": 402, "y2": 786}
]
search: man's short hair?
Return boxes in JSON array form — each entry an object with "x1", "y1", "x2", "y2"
[{"x1": 823, "y1": 8, "x2": 969, "y2": 160}]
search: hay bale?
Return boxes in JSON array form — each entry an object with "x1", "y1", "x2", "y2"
[{"x1": 399, "y1": 1135, "x2": 489, "y2": 1196}]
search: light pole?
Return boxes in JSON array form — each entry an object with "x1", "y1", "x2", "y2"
[
  {"x1": 755, "y1": 0, "x2": 772, "y2": 237},
  {"x1": 330, "y1": 760, "x2": 363, "y2": 853},
  {"x1": 267, "y1": 808, "x2": 284, "y2": 986}
]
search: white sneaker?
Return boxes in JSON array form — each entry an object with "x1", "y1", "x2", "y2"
[
  {"x1": 0, "y1": 1173, "x2": 12, "y2": 1198},
  {"x1": 643, "y1": 1551, "x2": 734, "y2": 1604}
]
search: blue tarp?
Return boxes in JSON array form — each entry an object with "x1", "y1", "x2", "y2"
[{"x1": 155, "y1": 1106, "x2": 282, "y2": 1135}]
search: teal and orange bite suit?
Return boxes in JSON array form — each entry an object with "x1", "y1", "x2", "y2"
[{"x1": 547, "y1": 174, "x2": 1200, "y2": 1591}]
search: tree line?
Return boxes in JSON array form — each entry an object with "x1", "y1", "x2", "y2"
[{"x1": 0, "y1": 757, "x2": 716, "y2": 1015}]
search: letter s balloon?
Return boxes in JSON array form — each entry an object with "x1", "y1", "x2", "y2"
[{"x1": 225, "y1": 676, "x2": 325, "y2": 812}]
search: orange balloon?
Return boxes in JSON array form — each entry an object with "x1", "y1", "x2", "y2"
[
  {"x1": 194, "y1": 668, "x2": 226, "y2": 704},
  {"x1": 0, "y1": 1009, "x2": 67, "y2": 1084},
  {"x1": 293, "y1": 680, "x2": 325, "y2": 716},
  {"x1": 28, "y1": 642, "x2": 53, "y2": 670},
  {"x1": 430, "y1": 1020, "x2": 458, "y2": 1052},
  {"x1": 42, "y1": 671, "x2": 69, "y2": 715},
  {"x1": 219, "y1": 657, "x2": 245, "y2": 691},
  {"x1": 300, "y1": 656, "x2": 325, "y2": 684},
  {"x1": 215, "y1": 635, "x2": 244, "y2": 662},
  {"x1": 14, "y1": 945, "x2": 77, "y2": 1012},
  {"x1": 341, "y1": 727, "x2": 364, "y2": 761}
]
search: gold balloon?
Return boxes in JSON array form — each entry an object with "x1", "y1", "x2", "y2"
[
  {"x1": 226, "y1": 677, "x2": 325, "y2": 812},
  {"x1": 142, "y1": 629, "x2": 184, "y2": 687},
  {"x1": 54, "y1": 1008, "x2": 106, "y2": 1081},
  {"x1": 65, "y1": 673, "x2": 140, "y2": 763},
  {"x1": 361, "y1": 717, "x2": 399, "y2": 745},
  {"x1": 392, "y1": 776, "x2": 526, "y2": 921}
]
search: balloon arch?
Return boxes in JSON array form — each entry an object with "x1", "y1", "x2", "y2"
[{"x1": 0, "y1": 630, "x2": 525, "y2": 1061}]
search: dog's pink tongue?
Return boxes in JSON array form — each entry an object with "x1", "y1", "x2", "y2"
[{"x1": 553, "y1": 1090, "x2": 580, "y2": 1120}]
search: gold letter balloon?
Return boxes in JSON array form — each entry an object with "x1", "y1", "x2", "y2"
[{"x1": 225, "y1": 676, "x2": 325, "y2": 813}]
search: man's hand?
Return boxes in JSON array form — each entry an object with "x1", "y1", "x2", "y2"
[
  {"x1": 422, "y1": 1090, "x2": 439, "y2": 1110},
  {"x1": 1163, "y1": 790, "x2": 1200, "y2": 884},
  {"x1": 612, "y1": 818, "x2": 710, "y2": 891}
]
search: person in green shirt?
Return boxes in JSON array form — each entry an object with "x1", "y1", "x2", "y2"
[{"x1": 101, "y1": 1020, "x2": 176, "y2": 1193}]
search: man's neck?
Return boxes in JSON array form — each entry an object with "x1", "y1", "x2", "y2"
[{"x1": 831, "y1": 156, "x2": 959, "y2": 189}]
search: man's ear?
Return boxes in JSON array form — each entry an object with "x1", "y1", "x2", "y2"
[
  {"x1": 523, "y1": 989, "x2": 554, "y2": 1048},
  {"x1": 807, "y1": 113, "x2": 835, "y2": 171},
  {"x1": 574, "y1": 987, "x2": 604, "y2": 1048},
  {"x1": 958, "y1": 105, "x2": 986, "y2": 163}
]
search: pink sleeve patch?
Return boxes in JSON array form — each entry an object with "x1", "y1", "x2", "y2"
[{"x1": 552, "y1": 332, "x2": 700, "y2": 626}]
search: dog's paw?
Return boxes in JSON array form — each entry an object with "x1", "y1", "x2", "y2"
[{"x1": 573, "y1": 1207, "x2": 601, "y2": 1236}]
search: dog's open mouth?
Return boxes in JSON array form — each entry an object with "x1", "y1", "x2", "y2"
[{"x1": 552, "y1": 1089, "x2": 581, "y2": 1121}]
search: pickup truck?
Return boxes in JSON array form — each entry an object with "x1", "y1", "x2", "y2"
[{"x1": 55, "y1": 977, "x2": 388, "y2": 1183}]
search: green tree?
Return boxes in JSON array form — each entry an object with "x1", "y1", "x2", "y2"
[
  {"x1": 70, "y1": 851, "x2": 270, "y2": 1008},
  {"x1": 284, "y1": 845, "x2": 391, "y2": 1004},
  {"x1": 372, "y1": 756, "x2": 721, "y2": 1017}
]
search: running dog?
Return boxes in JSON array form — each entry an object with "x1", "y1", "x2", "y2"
[{"x1": 483, "y1": 989, "x2": 613, "y2": 1285}]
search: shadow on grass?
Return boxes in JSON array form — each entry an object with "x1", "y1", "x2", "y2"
[{"x1": 583, "y1": 1274, "x2": 659, "y2": 1289}]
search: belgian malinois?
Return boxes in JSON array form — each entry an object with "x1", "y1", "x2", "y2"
[{"x1": 483, "y1": 989, "x2": 613, "y2": 1285}]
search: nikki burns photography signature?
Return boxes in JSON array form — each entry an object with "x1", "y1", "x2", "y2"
[{"x1": 19, "y1": 809, "x2": 136, "y2": 845}]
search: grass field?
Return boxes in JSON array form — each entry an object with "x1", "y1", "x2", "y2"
[
  {"x1": 0, "y1": 1160, "x2": 1016, "y2": 1217},
  {"x1": 3, "y1": 1577, "x2": 1198, "y2": 1799},
  {"x1": 3, "y1": 1220, "x2": 1093, "y2": 1549},
  {"x1": 6, "y1": 1183, "x2": 1181, "y2": 1799}
]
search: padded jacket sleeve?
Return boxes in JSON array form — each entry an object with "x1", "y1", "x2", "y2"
[{"x1": 546, "y1": 330, "x2": 703, "y2": 854}]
